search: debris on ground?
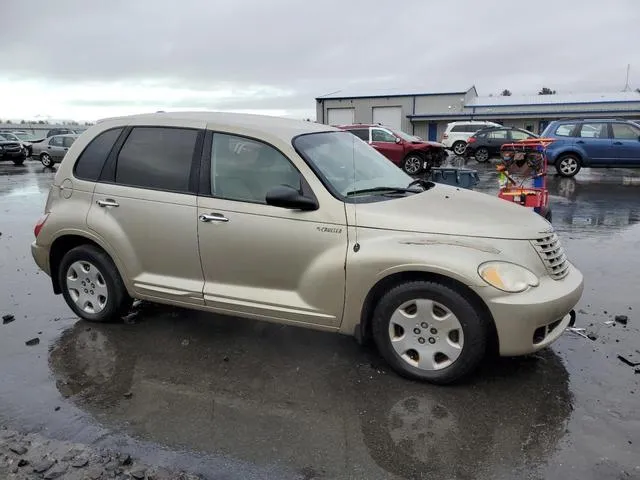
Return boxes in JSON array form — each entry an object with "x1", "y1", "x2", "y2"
[
  {"x1": 617, "y1": 353, "x2": 640, "y2": 367},
  {"x1": 0, "y1": 427, "x2": 202, "y2": 479},
  {"x1": 181, "y1": 339, "x2": 190, "y2": 347},
  {"x1": 566, "y1": 327, "x2": 596, "y2": 341},
  {"x1": 123, "y1": 392, "x2": 133, "y2": 399},
  {"x1": 24, "y1": 338, "x2": 40, "y2": 347},
  {"x1": 2, "y1": 314, "x2": 15, "y2": 324},
  {"x1": 615, "y1": 315, "x2": 629, "y2": 325},
  {"x1": 587, "y1": 333, "x2": 598, "y2": 341},
  {"x1": 122, "y1": 311, "x2": 139, "y2": 325}
]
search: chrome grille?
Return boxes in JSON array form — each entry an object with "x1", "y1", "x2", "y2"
[{"x1": 531, "y1": 233, "x2": 570, "y2": 280}]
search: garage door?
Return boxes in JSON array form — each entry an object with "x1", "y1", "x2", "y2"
[
  {"x1": 373, "y1": 106, "x2": 402, "y2": 131},
  {"x1": 327, "y1": 108, "x2": 355, "y2": 126}
]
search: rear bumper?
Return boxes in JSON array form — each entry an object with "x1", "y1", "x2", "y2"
[
  {"x1": 31, "y1": 241, "x2": 51, "y2": 276},
  {"x1": 483, "y1": 264, "x2": 584, "y2": 356}
]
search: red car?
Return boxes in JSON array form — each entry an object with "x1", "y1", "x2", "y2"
[{"x1": 338, "y1": 124, "x2": 446, "y2": 174}]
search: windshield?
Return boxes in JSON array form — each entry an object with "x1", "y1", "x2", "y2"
[
  {"x1": 293, "y1": 131, "x2": 414, "y2": 199},
  {"x1": 0, "y1": 133, "x2": 19, "y2": 141},
  {"x1": 14, "y1": 133, "x2": 36, "y2": 141},
  {"x1": 394, "y1": 130, "x2": 421, "y2": 142}
]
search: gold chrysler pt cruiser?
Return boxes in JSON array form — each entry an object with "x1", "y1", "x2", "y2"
[{"x1": 31, "y1": 112, "x2": 583, "y2": 384}]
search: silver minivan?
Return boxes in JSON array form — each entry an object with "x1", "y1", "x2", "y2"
[{"x1": 32, "y1": 112, "x2": 583, "y2": 384}]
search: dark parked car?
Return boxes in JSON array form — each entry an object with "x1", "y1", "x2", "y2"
[
  {"x1": 46, "y1": 128, "x2": 80, "y2": 138},
  {"x1": 542, "y1": 119, "x2": 640, "y2": 177},
  {"x1": 465, "y1": 127, "x2": 538, "y2": 162},
  {"x1": 339, "y1": 124, "x2": 446, "y2": 174},
  {"x1": 0, "y1": 133, "x2": 27, "y2": 165}
]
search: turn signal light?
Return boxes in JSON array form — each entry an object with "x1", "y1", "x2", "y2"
[{"x1": 34, "y1": 214, "x2": 49, "y2": 238}]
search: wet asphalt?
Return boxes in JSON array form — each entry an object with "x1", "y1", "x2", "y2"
[{"x1": 0, "y1": 159, "x2": 639, "y2": 480}]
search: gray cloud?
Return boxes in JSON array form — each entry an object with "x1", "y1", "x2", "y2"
[{"x1": 2, "y1": 0, "x2": 639, "y2": 117}]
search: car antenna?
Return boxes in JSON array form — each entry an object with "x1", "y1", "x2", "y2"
[{"x1": 351, "y1": 135, "x2": 360, "y2": 253}]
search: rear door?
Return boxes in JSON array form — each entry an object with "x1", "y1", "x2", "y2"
[
  {"x1": 576, "y1": 122, "x2": 614, "y2": 165},
  {"x1": 612, "y1": 122, "x2": 640, "y2": 166},
  {"x1": 48, "y1": 136, "x2": 67, "y2": 161},
  {"x1": 371, "y1": 128, "x2": 404, "y2": 164},
  {"x1": 87, "y1": 125, "x2": 206, "y2": 305},
  {"x1": 485, "y1": 128, "x2": 509, "y2": 155}
]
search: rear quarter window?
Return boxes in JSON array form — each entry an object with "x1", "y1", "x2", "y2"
[{"x1": 74, "y1": 128, "x2": 123, "y2": 181}]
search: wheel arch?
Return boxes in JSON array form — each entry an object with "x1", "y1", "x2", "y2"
[
  {"x1": 50, "y1": 234, "x2": 114, "y2": 294},
  {"x1": 357, "y1": 270, "x2": 498, "y2": 354}
]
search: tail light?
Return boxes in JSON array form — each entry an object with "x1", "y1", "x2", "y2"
[
  {"x1": 467, "y1": 137, "x2": 477, "y2": 144},
  {"x1": 442, "y1": 133, "x2": 449, "y2": 139},
  {"x1": 34, "y1": 214, "x2": 49, "y2": 238}
]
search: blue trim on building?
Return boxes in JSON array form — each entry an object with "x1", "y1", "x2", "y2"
[
  {"x1": 315, "y1": 91, "x2": 468, "y2": 101},
  {"x1": 466, "y1": 100, "x2": 640, "y2": 108},
  {"x1": 407, "y1": 109, "x2": 640, "y2": 120}
]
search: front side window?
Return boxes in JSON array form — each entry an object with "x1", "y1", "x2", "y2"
[
  {"x1": 63, "y1": 137, "x2": 76, "y2": 148},
  {"x1": 51, "y1": 136, "x2": 64, "y2": 147},
  {"x1": 74, "y1": 128, "x2": 123, "y2": 181},
  {"x1": 371, "y1": 129, "x2": 396, "y2": 142},
  {"x1": 294, "y1": 131, "x2": 413, "y2": 200},
  {"x1": 579, "y1": 123, "x2": 608, "y2": 139},
  {"x1": 612, "y1": 123, "x2": 640, "y2": 140},
  {"x1": 211, "y1": 133, "x2": 301, "y2": 203},
  {"x1": 115, "y1": 127, "x2": 197, "y2": 193},
  {"x1": 555, "y1": 124, "x2": 576, "y2": 137}
]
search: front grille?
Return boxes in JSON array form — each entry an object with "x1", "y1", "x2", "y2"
[
  {"x1": 531, "y1": 232, "x2": 570, "y2": 280},
  {"x1": 2, "y1": 143, "x2": 21, "y2": 152}
]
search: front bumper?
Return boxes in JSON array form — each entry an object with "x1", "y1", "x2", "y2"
[
  {"x1": 483, "y1": 263, "x2": 584, "y2": 356},
  {"x1": 31, "y1": 241, "x2": 50, "y2": 276}
]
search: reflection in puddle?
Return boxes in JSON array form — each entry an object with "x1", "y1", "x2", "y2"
[{"x1": 49, "y1": 306, "x2": 572, "y2": 479}]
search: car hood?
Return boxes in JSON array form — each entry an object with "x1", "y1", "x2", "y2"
[
  {"x1": 410, "y1": 140, "x2": 445, "y2": 149},
  {"x1": 354, "y1": 183, "x2": 552, "y2": 240}
]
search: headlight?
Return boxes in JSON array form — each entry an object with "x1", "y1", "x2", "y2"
[{"x1": 478, "y1": 262, "x2": 539, "y2": 293}]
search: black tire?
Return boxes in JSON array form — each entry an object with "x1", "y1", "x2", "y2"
[
  {"x1": 474, "y1": 147, "x2": 490, "y2": 163},
  {"x1": 372, "y1": 281, "x2": 489, "y2": 384},
  {"x1": 40, "y1": 153, "x2": 53, "y2": 168},
  {"x1": 555, "y1": 154, "x2": 581, "y2": 177},
  {"x1": 402, "y1": 154, "x2": 423, "y2": 175},
  {"x1": 58, "y1": 245, "x2": 132, "y2": 322},
  {"x1": 13, "y1": 158, "x2": 25, "y2": 166},
  {"x1": 452, "y1": 141, "x2": 467, "y2": 156}
]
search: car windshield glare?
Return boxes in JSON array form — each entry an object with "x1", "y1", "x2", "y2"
[
  {"x1": 394, "y1": 130, "x2": 421, "y2": 142},
  {"x1": 293, "y1": 131, "x2": 414, "y2": 199}
]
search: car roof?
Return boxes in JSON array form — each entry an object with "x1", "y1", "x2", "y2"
[
  {"x1": 51, "y1": 134, "x2": 79, "y2": 138},
  {"x1": 96, "y1": 112, "x2": 337, "y2": 141}
]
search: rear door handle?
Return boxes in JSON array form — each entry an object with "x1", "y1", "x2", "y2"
[
  {"x1": 97, "y1": 199, "x2": 119, "y2": 207},
  {"x1": 576, "y1": 140, "x2": 585, "y2": 144},
  {"x1": 199, "y1": 213, "x2": 229, "y2": 223}
]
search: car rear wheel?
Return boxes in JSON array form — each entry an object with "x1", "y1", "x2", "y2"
[
  {"x1": 59, "y1": 245, "x2": 132, "y2": 322},
  {"x1": 372, "y1": 281, "x2": 489, "y2": 384},
  {"x1": 474, "y1": 147, "x2": 490, "y2": 163},
  {"x1": 555, "y1": 154, "x2": 581, "y2": 177},
  {"x1": 452, "y1": 141, "x2": 467, "y2": 156},
  {"x1": 402, "y1": 155, "x2": 423, "y2": 175},
  {"x1": 40, "y1": 153, "x2": 53, "y2": 168}
]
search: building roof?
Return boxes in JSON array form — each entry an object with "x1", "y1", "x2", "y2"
[
  {"x1": 467, "y1": 91, "x2": 640, "y2": 107},
  {"x1": 316, "y1": 86, "x2": 474, "y2": 100}
]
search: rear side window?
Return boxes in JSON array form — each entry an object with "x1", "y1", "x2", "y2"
[
  {"x1": 63, "y1": 137, "x2": 76, "y2": 148},
  {"x1": 612, "y1": 123, "x2": 640, "y2": 139},
  {"x1": 115, "y1": 127, "x2": 197, "y2": 193},
  {"x1": 554, "y1": 124, "x2": 576, "y2": 137},
  {"x1": 51, "y1": 136, "x2": 64, "y2": 147},
  {"x1": 348, "y1": 129, "x2": 370, "y2": 141},
  {"x1": 450, "y1": 125, "x2": 471, "y2": 133},
  {"x1": 488, "y1": 129, "x2": 508, "y2": 139},
  {"x1": 74, "y1": 128, "x2": 123, "y2": 181},
  {"x1": 579, "y1": 123, "x2": 608, "y2": 138}
]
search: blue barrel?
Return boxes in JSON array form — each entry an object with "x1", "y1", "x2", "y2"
[{"x1": 429, "y1": 167, "x2": 480, "y2": 189}]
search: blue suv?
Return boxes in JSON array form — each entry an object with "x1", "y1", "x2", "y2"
[{"x1": 541, "y1": 119, "x2": 640, "y2": 177}]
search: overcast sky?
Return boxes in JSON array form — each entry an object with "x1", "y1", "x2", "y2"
[{"x1": 1, "y1": 0, "x2": 639, "y2": 121}]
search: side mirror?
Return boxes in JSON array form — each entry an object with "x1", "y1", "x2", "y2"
[
  {"x1": 265, "y1": 185, "x2": 318, "y2": 211},
  {"x1": 395, "y1": 137, "x2": 402, "y2": 144}
]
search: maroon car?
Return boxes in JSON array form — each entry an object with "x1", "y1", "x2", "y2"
[{"x1": 338, "y1": 124, "x2": 446, "y2": 174}]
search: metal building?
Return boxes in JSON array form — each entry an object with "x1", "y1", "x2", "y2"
[{"x1": 316, "y1": 87, "x2": 640, "y2": 141}]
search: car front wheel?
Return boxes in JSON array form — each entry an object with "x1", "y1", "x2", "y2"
[
  {"x1": 40, "y1": 153, "x2": 53, "y2": 168},
  {"x1": 372, "y1": 281, "x2": 489, "y2": 384},
  {"x1": 555, "y1": 154, "x2": 581, "y2": 177},
  {"x1": 59, "y1": 245, "x2": 132, "y2": 322},
  {"x1": 452, "y1": 141, "x2": 467, "y2": 156},
  {"x1": 402, "y1": 155, "x2": 423, "y2": 175}
]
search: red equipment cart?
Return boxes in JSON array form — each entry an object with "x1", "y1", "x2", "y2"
[{"x1": 497, "y1": 138, "x2": 555, "y2": 222}]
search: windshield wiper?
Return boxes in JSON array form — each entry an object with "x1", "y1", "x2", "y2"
[
  {"x1": 346, "y1": 186, "x2": 422, "y2": 197},
  {"x1": 407, "y1": 178, "x2": 436, "y2": 190}
]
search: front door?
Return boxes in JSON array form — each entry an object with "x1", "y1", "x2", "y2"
[
  {"x1": 48, "y1": 136, "x2": 67, "y2": 161},
  {"x1": 197, "y1": 132, "x2": 347, "y2": 327},
  {"x1": 87, "y1": 126, "x2": 205, "y2": 304},
  {"x1": 612, "y1": 122, "x2": 640, "y2": 166},
  {"x1": 370, "y1": 128, "x2": 404, "y2": 165},
  {"x1": 576, "y1": 122, "x2": 615, "y2": 165}
]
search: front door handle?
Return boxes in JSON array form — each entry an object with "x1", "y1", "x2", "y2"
[
  {"x1": 97, "y1": 199, "x2": 119, "y2": 208},
  {"x1": 613, "y1": 141, "x2": 623, "y2": 145},
  {"x1": 199, "y1": 213, "x2": 229, "y2": 223},
  {"x1": 576, "y1": 140, "x2": 585, "y2": 144}
]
